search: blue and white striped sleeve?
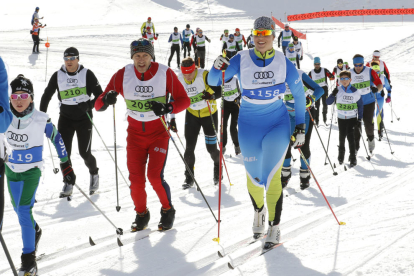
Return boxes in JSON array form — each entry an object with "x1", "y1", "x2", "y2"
[
  {"x1": 45, "y1": 119, "x2": 68, "y2": 162},
  {"x1": 285, "y1": 57, "x2": 305, "y2": 125}
]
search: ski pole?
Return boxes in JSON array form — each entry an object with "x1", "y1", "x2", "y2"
[
  {"x1": 390, "y1": 101, "x2": 394, "y2": 123},
  {"x1": 45, "y1": 38, "x2": 50, "y2": 82},
  {"x1": 206, "y1": 100, "x2": 233, "y2": 186},
  {"x1": 213, "y1": 51, "x2": 227, "y2": 244},
  {"x1": 390, "y1": 102, "x2": 400, "y2": 121},
  {"x1": 0, "y1": 232, "x2": 18, "y2": 276},
  {"x1": 159, "y1": 117, "x2": 218, "y2": 223},
  {"x1": 113, "y1": 106, "x2": 120, "y2": 212},
  {"x1": 86, "y1": 113, "x2": 130, "y2": 188},
  {"x1": 358, "y1": 125, "x2": 371, "y2": 160},
  {"x1": 324, "y1": 102, "x2": 336, "y2": 165},
  {"x1": 47, "y1": 139, "x2": 59, "y2": 174},
  {"x1": 298, "y1": 148, "x2": 345, "y2": 226},
  {"x1": 74, "y1": 184, "x2": 123, "y2": 246},
  {"x1": 375, "y1": 100, "x2": 394, "y2": 154},
  {"x1": 307, "y1": 108, "x2": 338, "y2": 175},
  {"x1": 175, "y1": 132, "x2": 185, "y2": 151}
]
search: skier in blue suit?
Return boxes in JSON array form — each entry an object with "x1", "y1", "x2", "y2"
[{"x1": 208, "y1": 16, "x2": 306, "y2": 249}]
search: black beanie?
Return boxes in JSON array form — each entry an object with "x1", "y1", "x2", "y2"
[
  {"x1": 10, "y1": 74, "x2": 34, "y2": 99},
  {"x1": 64, "y1": 47, "x2": 80, "y2": 60},
  {"x1": 337, "y1": 59, "x2": 343, "y2": 64}
]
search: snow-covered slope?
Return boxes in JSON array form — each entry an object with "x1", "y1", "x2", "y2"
[{"x1": 1, "y1": 1, "x2": 414, "y2": 275}]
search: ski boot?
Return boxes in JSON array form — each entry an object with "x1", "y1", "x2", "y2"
[
  {"x1": 264, "y1": 222, "x2": 280, "y2": 249},
  {"x1": 89, "y1": 172, "x2": 99, "y2": 195},
  {"x1": 281, "y1": 166, "x2": 291, "y2": 188},
  {"x1": 349, "y1": 155, "x2": 357, "y2": 167},
  {"x1": 59, "y1": 182, "x2": 73, "y2": 198},
  {"x1": 131, "y1": 209, "x2": 150, "y2": 232},
  {"x1": 368, "y1": 137, "x2": 375, "y2": 154},
  {"x1": 235, "y1": 146, "x2": 241, "y2": 155},
  {"x1": 378, "y1": 122, "x2": 384, "y2": 140},
  {"x1": 252, "y1": 206, "x2": 266, "y2": 239},
  {"x1": 299, "y1": 169, "x2": 310, "y2": 190},
  {"x1": 35, "y1": 224, "x2": 42, "y2": 252},
  {"x1": 323, "y1": 113, "x2": 327, "y2": 126},
  {"x1": 182, "y1": 170, "x2": 194, "y2": 190},
  {"x1": 213, "y1": 163, "x2": 222, "y2": 185},
  {"x1": 19, "y1": 251, "x2": 37, "y2": 276},
  {"x1": 158, "y1": 206, "x2": 175, "y2": 231},
  {"x1": 338, "y1": 149, "x2": 345, "y2": 165}
]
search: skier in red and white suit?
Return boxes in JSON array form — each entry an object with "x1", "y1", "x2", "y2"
[{"x1": 95, "y1": 38, "x2": 190, "y2": 231}]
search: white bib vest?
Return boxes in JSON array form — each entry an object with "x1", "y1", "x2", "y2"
[
  {"x1": 178, "y1": 69, "x2": 207, "y2": 110},
  {"x1": 223, "y1": 77, "x2": 240, "y2": 102},
  {"x1": 336, "y1": 86, "x2": 361, "y2": 118},
  {"x1": 351, "y1": 67, "x2": 371, "y2": 95},
  {"x1": 196, "y1": 35, "x2": 206, "y2": 47},
  {"x1": 310, "y1": 68, "x2": 327, "y2": 87},
  {"x1": 171, "y1": 33, "x2": 181, "y2": 44},
  {"x1": 282, "y1": 30, "x2": 292, "y2": 43},
  {"x1": 239, "y1": 50, "x2": 286, "y2": 104},
  {"x1": 234, "y1": 34, "x2": 243, "y2": 45},
  {"x1": 285, "y1": 49, "x2": 297, "y2": 65},
  {"x1": 226, "y1": 40, "x2": 238, "y2": 52},
  {"x1": 221, "y1": 35, "x2": 229, "y2": 44},
  {"x1": 294, "y1": 42, "x2": 302, "y2": 53},
  {"x1": 57, "y1": 67, "x2": 90, "y2": 105},
  {"x1": 334, "y1": 65, "x2": 345, "y2": 80},
  {"x1": 146, "y1": 32, "x2": 155, "y2": 43},
  {"x1": 248, "y1": 35, "x2": 255, "y2": 46},
  {"x1": 6, "y1": 110, "x2": 48, "y2": 173},
  {"x1": 123, "y1": 64, "x2": 167, "y2": 122},
  {"x1": 183, "y1": 29, "x2": 192, "y2": 40},
  {"x1": 284, "y1": 69, "x2": 311, "y2": 104},
  {"x1": 145, "y1": 22, "x2": 153, "y2": 30}
]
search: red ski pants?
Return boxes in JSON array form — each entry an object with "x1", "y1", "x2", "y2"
[{"x1": 126, "y1": 120, "x2": 171, "y2": 213}]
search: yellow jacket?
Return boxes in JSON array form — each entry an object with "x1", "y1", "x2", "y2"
[{"x1": 141, "y1": 22, "x2": 155, "y2": 34}]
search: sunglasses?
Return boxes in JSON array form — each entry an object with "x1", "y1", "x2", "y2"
[
  {"x1": 314, "y1": 63, "x2": 320, "y2": 66},
  {"x1": 64, "y1": 56, "x2": 78, "y2": 61},
  {"x1": 373, "y1": 56, "x2": 380, "y2": 59},
  {"x1": 252, "y1": 29, "x2": 273, "y2": 36},
  {"x1": 338, "y1": 63, "x2": 343, "y2": 66},
  {"x1": 11, "y1": 93, "x2": 30, "y2": 100},
  {"x1": 198, "y1": 31, "x2": 203, "y2": 34},
  {"x1": 131, "y1": 40, "x2": 151, "y2": 47},
  {"x1": 354, "y1": 63, "x2": 364, "y2": 67},
  {"x1": 340, "y1": 77, "x2": 350, "y2": 81}
]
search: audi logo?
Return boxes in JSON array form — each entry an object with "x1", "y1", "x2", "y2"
[
  {"x1": 67, "y1": 79, "x2": 78, "y2": 83},
  {"x1": 8, "y1": 131, "x2": 28, "y2": 142},
  {"x1": 254, "y1": 71, "x2": 274, "y2": 79},
  {"x1": 135, "y1": 86, "x2": 154, "y2": 93}
]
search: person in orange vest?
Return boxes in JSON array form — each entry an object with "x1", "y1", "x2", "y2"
[{"x1": 31, "y1": 19, "x2": 46, "y2": 54}]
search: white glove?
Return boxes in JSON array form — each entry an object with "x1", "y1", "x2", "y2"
[
  {"x1": 213, "y1": 56, "x2": 230, "y2": 71},
  {"x1": 291, "y1": 124, "x2": 306, "y2": 149}
]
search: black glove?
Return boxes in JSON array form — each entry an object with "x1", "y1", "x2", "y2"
[
  {"x1": 104, "y1": 90, "x2": 118, "y2": 105},
  {"x1": 300, "y1": 56, "x2": 303, "y2": 60},
  {"x1": 278, "y1": 44, "x2": 280, "y2": 48},
  {"x1": 60, "y1": 161, "x2": 76, "y2": 185},
  {"x1": 290, "y1": 124, "x2": 306, "y2": 149},
  {"x1": 356, "y1": 119, "x2": 362, "y2": 129},
  {"x1": 149, "y1": 101, "x2": 173, "y2": 116},
  {"x1": 234, "y1": 96, "x2": 241, "y2": 106},
  {"x1": 77, "y1": 101, "x2": 91, "y2": 113},
  {"x1": 201, "y1": 91, "x2": 215, "y2": 100},
  {"x1": 0, "y1": 106, "x2": 3, "y2": 113},
  {"x1": 389, "y1": 84, "x2": 392, "y2": 89},
  {"x1": 332, "y1": 87, "x2": 339, "y2": 96},
  {"x1": 371, "y1": 86, "x2": 378, "y2": 93},
  {"x1": 169, "y1": 118, "x2": 177, "y2": 133},
  {"x1": 381, "y1": 90, "x2": 385, "y2": 97},
  {"x1": 156, "y1": 33, "x2": 159, "y2": 37}
]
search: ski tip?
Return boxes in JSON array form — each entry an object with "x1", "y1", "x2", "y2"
[
  {"x1": 228, "y1": 263, "x2": 234, "y2": 270},
  {"x1": 117, "y1": 238, "x2": 123, "y2": 247},
  {"x1": 344, "y1": 166, "x2": 347, "y2": 171},
  {"x1": 116, "y1": 206, "x2": 121, "y2": 212},
  {"x1": 366, "y1": 156, "x2": 371, "y2": 160},
  {"x1": 67, "y1": 196, "x2": 72, "y2": 201},
  {"x1": 333, "y1": 172, "x2": 338, "y2": 176},
  {"x1": 89, "y1": 236, "x2": 96, "y2": 246}
]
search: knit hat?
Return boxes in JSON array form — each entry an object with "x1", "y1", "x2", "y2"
[
  {"x1": 288, "y1": 43, "x2": 294, "y2": 48},
  {"x1": 186, "y1": 24, "x2": 190, "y2": 28},
  {"x1": 10, "y1": 74, "x2": 34, "y2": 99},
  {"x1": 64, "y1": 47, "x2": 80, "y2": 60},
  {"x1": 337, "y1": 59, "x2": 343, "y2": 64},
  {"x1": 254, "y1": 16, "x2": 275, "y2": 35},
  {"x1": 314, "y1": 57, "x2": 321, "y2": 64},
  {"x1": 130, "y1": 39, "x2": 154, "y2": 60},
  {"x1": 293, "y1": 36, "x2": 298, "y2": 41}
]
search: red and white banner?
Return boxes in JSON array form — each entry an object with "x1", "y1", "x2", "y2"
[
  {"x1": 287, "y1": 8, "x2": 414, "y2": 22},
  {"x1": 272, "y1": 16, "x2": 307, "y2": 40}
]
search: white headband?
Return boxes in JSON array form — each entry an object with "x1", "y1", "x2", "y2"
[{"x1": 373, "y1": 51, "x2": 380, "y2": 57}]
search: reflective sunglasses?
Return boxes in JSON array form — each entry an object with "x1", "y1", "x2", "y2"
[
  {"x1": 373, "y1": 56, "x2": 380, "y2": 59},
  {"x1": 252, "y1": 29, "x2": 273, "y2": 36},
  {"x1": 354, "y1": 63, "x2": 364, "y2": 67},
  {"x1": 338, "y1": 63, "x2": 343, "y2": 66},
  {"x1": 314, "y1": 63, "x2": 321, "y2": 66},
  {"x1": 64, "y1": 56, "x2": 78, "y2": 61},
  {"x1": 372, "y1": 65, "x2": 380, "y2": 71},
  {"x1": 198, "y1": 31, "x2": 203, "y2": 34},
  {"x1": 131, "y1": 40, "x2": 151, "y2": 47},
  {"x1": 340, "y1": 77, "x2": 350, "y2": 81},
  {"x1": 11, "y1": 93, "x2": 30, "y2": 100}
]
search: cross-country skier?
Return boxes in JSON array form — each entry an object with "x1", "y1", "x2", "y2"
[
  {"x1": 332, "y1": 59, "x2": 350, "y2": 86},
  {"x1": 222, "y1": 76, "x2": 241, "y2": 155},
  {"x1": 31, "y1": 19, "x2": 46, "y2": 54},
  {"x1": 220, "y1": 29, "x2": 230, "y2": 44},
  {"x1": 222, "y1": 34, "x2": 241, "y2": 59},
  {"x1": 282, "y1": 69, "x2": 324, "y2": 189},
  {"x1": 278, "y1": 23, "x2": 295, "y2": 55},
  {"x1": 366, "y1": 50, "x2": 391, "y2": 85},
  {"x1": 285, "y1": 43, "x2": 299, "y2": 68},
  {"x1": 0, "y1": 57, "x2": 13, "y2": 232},
  {"x1": 234, "y1": 28, "x2": 247, "y2": 50},
  {"x1": 326, "y1": 71, "x2": 363, "y2": 167},
  {"x1": 292, "y1": 36, "x2": 303, "y2": 60},
  {"x1": 208, "y1": 16, "x2": 306, "y2": 249},
  {"x1": 168, "y1": 27, "x2": 183, "y2": 68},
  {"x1": 246, "y1": 30, "x2": 255, "y2": 48},
  {"x1": 140, "y1": 17, "x2": 155, "y2": 35},
  {"x1": 308, "y1": 57, "x2": 335, "y2": 126},
  {"x1": 31, "y1": 7, "x2": 44, "y2": 40},
  {"x1": 182, "y1": 24, "x2": 194, "y2": 58},
  {"x1": 191, "y1": 29, "x2": 211, "y2": 69},
  {"x1": 7, "y1": 74, "x2": 75, "y2": 276},
  {"x1": 172, "y1": 57, "x2": 221, "y2": 188},
  {"x1": 94, "y1": 38, "x2": 190, "y2": 232},
  {"x1": 142, "y1": 26, "x2": 158, "y2": 45},
  {"x1": 351, "y1": 54, "x2": 383, "y2": 154},
  {"x1": 40, "y1": 47, "x2": 102, "y2": 197}
]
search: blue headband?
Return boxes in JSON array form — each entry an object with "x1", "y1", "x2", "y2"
[{"x1": 353, "y1": 57, "x2": 364, "y2": 64}]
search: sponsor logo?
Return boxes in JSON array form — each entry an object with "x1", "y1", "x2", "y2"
[
  {"x1": 67, "y1": 78, "x2": 78, "y2": 84},
  {"x1": 7, "y1": 131, "x2": 28, "y2": 142},
  {"x1": 135, "y1": 86, "x2": 153, "y2": 93},
  {"x1": 295, "y1": 77, "x2": 301, "y2": 84},
  {"x1": 21, "y1": 80, "x2": 29, "y2": 85},
  {"x1": 154, "y1": 147, "x2": 159, "y2": 152},
  {"x1": 254, "y1": 71, "x2": 274, "y2": 79},
  {"x1": 186, "y1": 87, "x2": 197, "y2": 93},
  {"x1": 25, "y1": 143, "x2": 29, "y2": 149},
  {"x1": 243, "y1": 156, "x2": 257, "y2": 162},
  {"x1": 343, "y1": 95, "x2": 354, "y2": 101}
]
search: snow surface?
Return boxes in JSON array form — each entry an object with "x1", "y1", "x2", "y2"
[{"x1": 1, "y1": 0, "x2": 414, "y2": 275}]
